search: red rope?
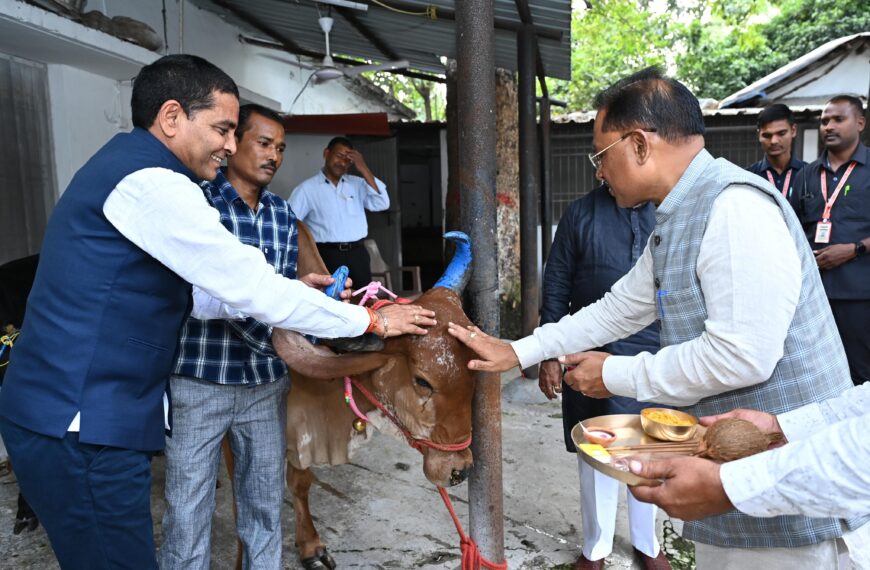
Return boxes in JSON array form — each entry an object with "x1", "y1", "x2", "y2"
[
  {"x1": 348, "y1": 377, "x2": 471, "y2": 452},
  {"x1": 349, "y1": 290, "x2": 505, "y2": 569},
  {"x1": 438, "y1": 487, "x2": 508, "y2": 570},
  {"x1": 346, "y1": 375, "x2": 506, "y2": 569},
  {"x1": 369, "y1": 297, "x2": 412, "y2": 311}
]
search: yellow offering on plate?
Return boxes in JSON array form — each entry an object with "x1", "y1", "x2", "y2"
[
  {"x1": 640, "y1": 407, "x2": 698, "y2": 441},
  {"x1": 578, "y1": 443, "x2": 612, "y2": 464},
  {"x1": 642, "y1": 409, "x2": 694, "y2": 426}
]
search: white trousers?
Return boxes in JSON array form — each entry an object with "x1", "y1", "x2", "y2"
[{"x1": 578, "y1": 455, "x2": 660, "y2": 561}]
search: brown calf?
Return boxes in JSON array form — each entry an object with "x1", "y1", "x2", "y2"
[{"x1": 226, "y1": 225, "x2": 477, "y2": 570}]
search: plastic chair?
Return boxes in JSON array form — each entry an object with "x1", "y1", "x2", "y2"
[{"x1": 363, "y1": 238, "x2": 422, "y2": 296}]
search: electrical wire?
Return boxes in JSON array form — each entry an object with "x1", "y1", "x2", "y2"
[
  {"x1": 288, "y1": 71, "x2": 318, "y2": 116},
  {"x1": 369, "y1": 18, "x2": 430, "y2": 35},
  {"x1": 370, "y1": 0, "x2": 438, "y2": 19}
]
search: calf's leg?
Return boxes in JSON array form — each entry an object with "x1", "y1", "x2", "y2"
[
  {"x1": 287, "y1": 464, "x2": 335, "y2": 570},
  {"x1": 222, "y1": 436, "x2": 243, "y2": 570}
]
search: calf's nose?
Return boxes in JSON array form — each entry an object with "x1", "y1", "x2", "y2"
[{"x1": 449, "y1": 465, "x2": 472, "y2": 486}]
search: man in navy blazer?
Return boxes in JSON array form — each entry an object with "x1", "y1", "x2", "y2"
[{"x1": 0, "y1": 55, "x2": 434, "y2": 569}]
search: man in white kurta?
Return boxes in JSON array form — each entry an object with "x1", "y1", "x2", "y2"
[{"x1": 447, "y1": 67, "x2": 866, "y2": 569}]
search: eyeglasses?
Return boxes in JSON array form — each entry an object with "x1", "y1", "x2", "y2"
[{"x1": 588, "y1": 128, "x2": 658, "y2": 171}]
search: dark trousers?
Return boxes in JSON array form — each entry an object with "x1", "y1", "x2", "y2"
[
  {"x1": 829, "y1": 299, "x2": 870, "y2": 385},
  {"x1": 316, "y1": 243, "x2": 372, "y2": 290},
  {"x1": 0, "y1": 417, "x2": 157, "y2": 569}
]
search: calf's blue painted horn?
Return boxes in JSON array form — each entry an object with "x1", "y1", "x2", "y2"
[{"x1": 434, "y1": 231, "x2": 472, "y2": 294}]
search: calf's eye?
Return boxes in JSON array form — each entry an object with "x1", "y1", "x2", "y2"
[{"x1": 415, "y1": 377, "x2": 434, "y2": 391}]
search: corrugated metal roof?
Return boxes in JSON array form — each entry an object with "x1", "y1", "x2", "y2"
[
  {"x1": 196, "y1": 0, "x2": 572, "y2": 79},
  {"x1": 719, "y1": 32, "x2": 870, "y2": 109},
  {"x1": 553, "y1": 104, "x2": 826, "y2": 124}
]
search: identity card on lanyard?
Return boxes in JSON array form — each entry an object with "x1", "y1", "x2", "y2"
[
  {"x1": 767, "y1": 169, "x2": 792, "y2": 198},
  {"x1": 815, "y1": 162, "x2": 857, "y2": 244}
]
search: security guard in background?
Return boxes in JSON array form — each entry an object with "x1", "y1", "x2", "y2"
[
  {"x1": 792, "y1": 94, "x2": 870, "y2": 385},
  {"x1": 746, "y1": 103, "x2": 806, "y2": 202}
]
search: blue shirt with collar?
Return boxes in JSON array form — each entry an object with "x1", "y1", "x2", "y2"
[
  {"x1": 792, "y1": 143, "x2": 870, "y2": 300},
  {"x1": 288, "y1": 170, "x2": 389, "y2": 243},
  {"x1": 173, "y1": 168, "x2": 297, "y2": 385},
  {"x1": 746, "y1": 155, "x2": 807, "y2": 201}
]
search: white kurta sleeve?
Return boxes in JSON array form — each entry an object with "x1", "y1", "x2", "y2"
[
  {"x1": 190, "y1": 286, "x2": 246, "y2": 320},
  {"x1": 510, "y1": 241, "x2": 657, "y2": 367},
  {"x1": 602, "y1": 185, "x2": 801, "y2": 405},
  {"x1": 721, "y1": 410, "x2": 870, "y2": 518}
]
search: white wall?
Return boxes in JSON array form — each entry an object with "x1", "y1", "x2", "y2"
[
  {"x1": 3, "y1": 0, "x2": 407, "y2": 198},
  {"x1": 270, "y1": 134, "x2": 335, "y2": 200},
  {"x1": 771, "y1": 50, "x2": 870, "y2": 102},
  {"x1": 47, "y1": 64, "x2": 130, "y2": 194},
  {"x1": 802, "y1": 128, "x2": 820, "y2": 162},
  {"x1": 101, "y1": 0, "x2": 399, "y2": 116}
]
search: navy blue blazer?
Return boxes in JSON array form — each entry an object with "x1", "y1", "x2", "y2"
[{"x1": 0, "y1": 129, "x2": 196, "y2": 451}]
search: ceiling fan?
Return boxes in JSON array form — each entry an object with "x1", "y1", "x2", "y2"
[{"x1": 306, "y1": 15, "x2": 409, "y2": 83}]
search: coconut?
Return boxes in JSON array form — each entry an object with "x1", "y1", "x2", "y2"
[{"x1": 694, "y1": 418, "x2": 784, "y2": 462}]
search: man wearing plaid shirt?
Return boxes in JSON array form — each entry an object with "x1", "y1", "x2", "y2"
[{"x1": 161, "y1": 104, "x2": 299, "y2": 570}]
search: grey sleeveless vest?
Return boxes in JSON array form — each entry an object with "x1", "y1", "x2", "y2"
[{"x1": 652, "y1": 149, "x2": 865, "y2": 547}]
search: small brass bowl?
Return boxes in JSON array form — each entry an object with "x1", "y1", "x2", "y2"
[
  {"x1": 640, "y1": 408, "x2": 698, "y2": 442},
  {"x1": 582, "y1": 426, "x2": 617, "y2": 448}
]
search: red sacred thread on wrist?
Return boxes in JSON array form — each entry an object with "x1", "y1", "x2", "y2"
[{"x1": 364, "y1": 307, "x2": 379, "y2": 334}]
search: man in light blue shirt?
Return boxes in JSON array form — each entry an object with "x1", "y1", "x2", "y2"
[{"x1": 288, "y1": 137, "x2": 389, "y2": 287}]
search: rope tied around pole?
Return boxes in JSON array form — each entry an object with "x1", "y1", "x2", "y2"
[{"x1": 438, "y1": 487, "x2": 507, "y2": 570}]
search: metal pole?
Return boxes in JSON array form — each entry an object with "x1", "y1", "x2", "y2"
[
  {"x1": 540, "y1": 96, "x2": 553, "y2": 263},
  {"x1": 518, "y1": 23, "x2": 540, "y2": 379},
  {"x1": 513, "y1": 0, "x2": 550, "y2": 99},
  {"x1": 455, "y1": 0, "x2": 505, "y2": 564},
  {"x1": 444, "y1": 60, "x2": 460, "y2": 234}
]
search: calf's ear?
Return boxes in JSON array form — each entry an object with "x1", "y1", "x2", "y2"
[
  {"x1": 295, "y1": 220, "x2": 329, "y2": 276},
  {"x1": 272, "y1": 329, "x2": 388, "y2": 379}
]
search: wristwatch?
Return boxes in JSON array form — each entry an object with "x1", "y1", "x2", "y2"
[{"x1": 856, "y1": 241, "x2": 868, "y2": 257}]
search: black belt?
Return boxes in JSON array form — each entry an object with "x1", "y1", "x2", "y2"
[{"x1": 318, "y1": 240, "x2": 364, "y2": 252}]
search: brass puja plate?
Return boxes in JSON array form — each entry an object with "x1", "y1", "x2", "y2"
[{"x1": 571, "y1": 414, "x2": 705, "y2": 486}]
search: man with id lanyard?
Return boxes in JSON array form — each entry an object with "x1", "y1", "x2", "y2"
[
  {"x1": 793, "y1": 95, "x2": 870, "y2": 386},
  {"x1": 746, "y1": 103, "x2": 806, "y2": 203}
]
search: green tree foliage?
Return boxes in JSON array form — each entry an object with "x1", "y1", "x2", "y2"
[
  {"x1": 547, "y1": 0, "x2": 674, "y2": 111},
  {"x1": 364, "y1": 71, "x2": 446, "y2": 122},
  {"x1": 676, "y1": 0, "x2": 870, "y2": 100},
  {"x1": 555, "y1": 0, "x2": 869, "y2": 108},
  {"x1": 675, "y1": 17, "x2": 781, "y2": 100},
  {"x1": 363, "y1": 0, "x2": 868, "y2": 118},
  {"x1": 761, "y1": 0, "x2": 870, "y2": 69}
]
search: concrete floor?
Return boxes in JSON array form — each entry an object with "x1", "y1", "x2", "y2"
[{"x1": 0, "y1": 374, "x2": 670, "y2": 569}]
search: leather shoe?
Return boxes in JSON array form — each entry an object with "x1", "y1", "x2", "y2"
[
  {"x1": 633, "y1": 547, "x2": 672, "y2": 570},
  {"x1": 572, "y1": 554, "x2": 604, "y2": 570}
]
